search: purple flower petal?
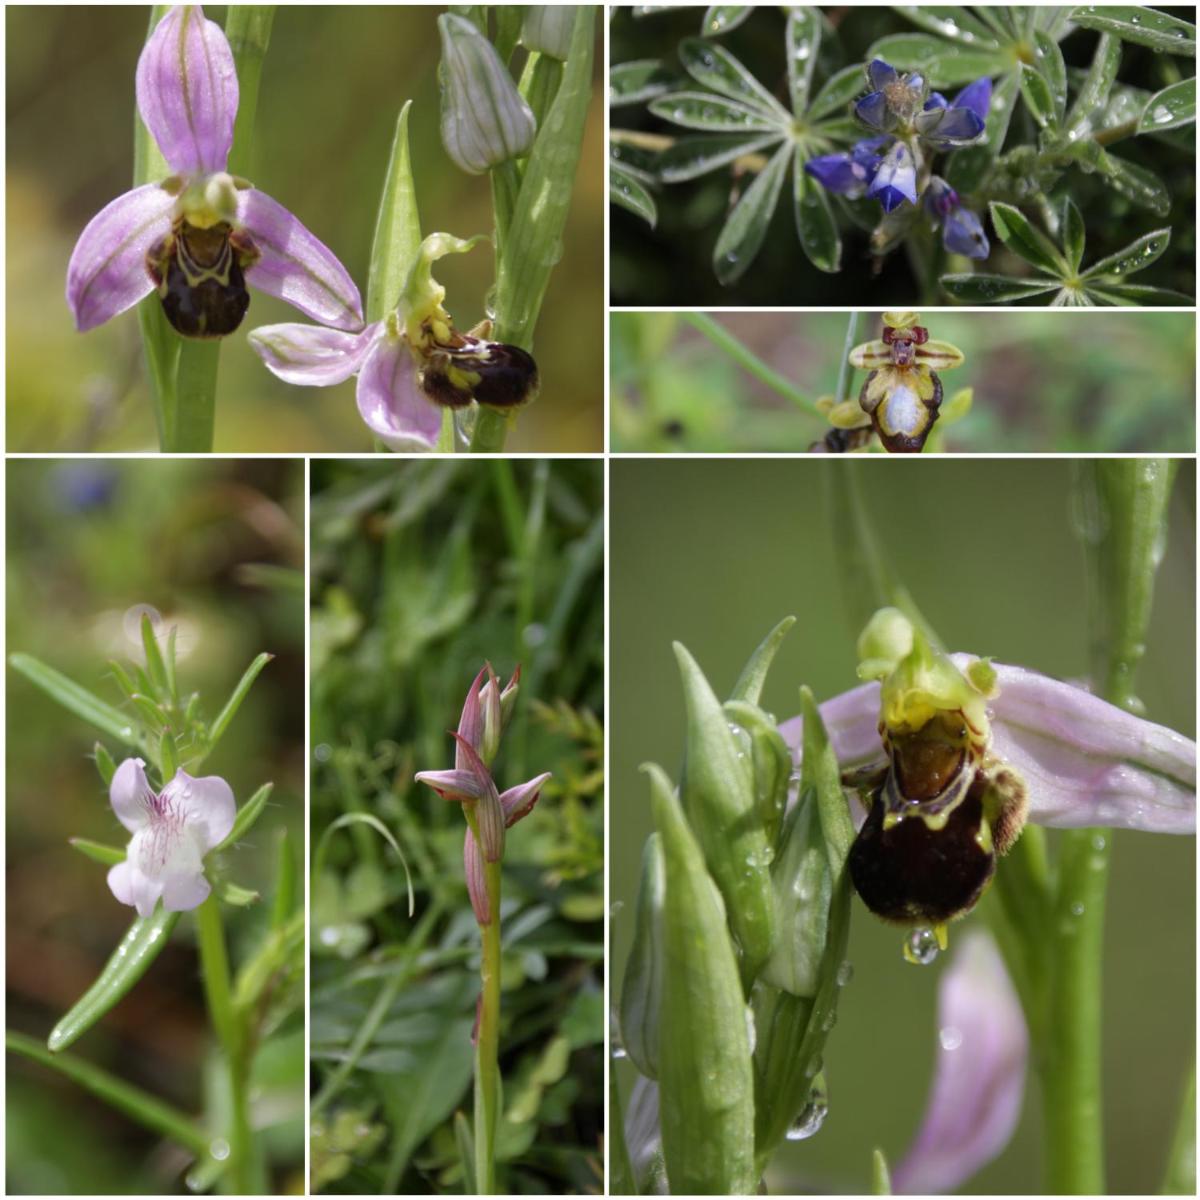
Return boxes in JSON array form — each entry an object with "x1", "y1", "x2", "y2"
[
  {"x1": 867, "y1": 59, "x2": 899, "y2": 90},
  {"x1": 107, "y1": 858, "x2": 165, "y2": 918},
  {"x1": 452, "y1": 733, "x2": 505, "y2": 861},
  {"x1": 924, "y1": 92, "x2": 949, "y2": 111},
  {"x1": 248, "y1": 321, "x2": 381, "y2": 386},
  {"x1": 867, "y1": 141, "x2": 917, "y2": 211},
  {"x1": 855, "y1": 89, "x2": 894, "y2": 132},
  {"x1": 464, "y1": 828, "x2": 491, "y2": 924},
  {"x1": 779, "y1": 660, "x2": 1197, "y2": 834},
  {"x1": 160, "y1": 768, "x2": 237, "y2": 852},
  {"x1": 894, "y1": 930, "x2": 1027, "y2": 1194},
  {"x1": 355, "y1": 332, "x2": 442, "y2": 451},
  {"x1": 805, "y1": 151, "x2": 879, "y2": 197},
  {"x1": 109, "y1": 757, "x2": 155, "y2": 833},
  {"x1": 500, "y1": 772, "x2": 553, "y2": 827},
  {"x1": 238, "y1": 188, "x2": 364, "y2": 331},
  {"x1": 914, "y1": 104, "x2": 986, "y2": 148},
  {"x1": 953, "y1": 77, "x2": 993, "y2": 122},
  {"x1": 66, "y1": 183, "x2": 174, "y2": 332},
  {"x1": 414, "y1": 767, "x2": 484, "y2": 802},
  {"x1": 456, "y1": 666, "x2": 490, "y2": 768},
  {"x1": 943, "y1": 205, "x2": 990, "y2": 259},
  {"x1": 135, "y1": 5, "x2": 238, "y2": 176}
]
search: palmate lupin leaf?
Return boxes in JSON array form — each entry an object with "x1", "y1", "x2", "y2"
[{"x1": 942, "y1": 200, "x2": 1183, "y2": 305}]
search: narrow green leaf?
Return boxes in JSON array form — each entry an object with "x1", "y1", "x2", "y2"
[
  {"x1": 801, "y1": 686, "x2": 855, "y2": 873},
  {"x1": 872, "y1": 1147, "x2": 893, "y2": 1194},
  {"x1": 611, "y1": 163, "x2": 658, "y2": 226},
  {"x1": 455, "y1": 1112, "x2": 477, "y2": 1195},
  {"x1": 891, "y1": 6, "x2": 1000, "y2": 47},
  {"x1": 93, "y1": 742, "x2": 117, "y2": 787},
  {"x1": 48, "y1": 909, "x2": 180, "y2": 1052},
  {"x1": 68, "y1": 837, "x2": 126, "y2": 867},
  {"x1": 794, "y1": 153, "x2": 841, "y2": 274},
  {"x1": 272, "y1": 827, "x2": 297, "y2": 930},
  {"x1": 1019, "y1": 62, "x2": 1059, "y2": 130},
  {"x1": 990, "y1": 201, "x2": 1069, "y2": 276},
  {"x1": 159, "y1": 729, "x2": 179, "y2": 780},
  {"x1": 725, "y1": 700, "x2": 793, "y2": 849},
  {"x1": 216, "y1": 781, "x2": 275, "y2": 852},
  {"x1": 9, "y1": 1031, "x2": 210, "y2": 1157},
  {"x1": 657, "y1": 132, "x2": 780, "y2": 182},
  {"x1": 1080, "y1": 227, "x2": 1171, "y2": 279},
  {"x1": 1084, "y1": 282, "x2": 1192, "y2": 305},
  {"x1": 1070, "y1": 5, "x2": 1195, "y2": 56},
  {"x1": 1138, "y1": 76, "x2": 1196, "y2": 133},
  {"x1": 208, "y1": 652, "x2": 273, "y2": 752},
  {"x1": 712, "y1": 141, "x2": 791, "y2": 285},
  {"x1": 701, "y1": 5, "x2": 752, "y2": 37},
  {"x1": 493, "y1": 6, "x2": 595, "y2": 349},
  {"x1": 645, "y1": 762, "x2": 756, "y2": 1196},
  {"x1": 648, "y1": 91, "x2": 780, "y2": 132},
  {"x1": 1033, "y1": 30, "x2": 1068, "y2": 122},
  {"x1": 730, "y1": 615, "x2": 796, "y2": 705},
  {"x1": 674, "y1": 642, "x2": 775, "y2": 976},
  {"x1": 216, "y1": 879, "x2": 261, "y2": 906},
  {"x1": 314, "y1": 812, "x2": 414, "y2": 918},
  {"x1": 808, "y1": 63, "x2": 867, "y2": 121},
  {"x1": 609, "y1": 1071, "x2": 640, "y2": 1196},
  {"x1": 10, "y1": 654, "x2": 138, "y2": 746},
  {"x1": 785, "y1": 8, "x2": 821, "y2": 115},
  {"x1": 677, "y1": 37, "x2": 791, "y2": 118},
  {"x1": 864, "y1": 33, "x2": 1009, "y2": 86},
  {"x1": 609, "y1": 58, "x2": 675, "y2": 107},
  {"x1": 1062, "y1": 198, "x2": 1086, "y2": 273},
  {"x1": 618, "y1": 834, "x2": 665, "y2": 1078},
  {"x1": 366, "y1": 101, "x2": 422, "y2": 324},
  {"x1": 940, "y1": 272, "x2": 1060, "y2": 302},
  {"x1": 1066, "y1": 33, "x2": 1121, "y2": 136},
  {"x1": 1097, "y1": 151, "x2": 1171, "y2": 215}
]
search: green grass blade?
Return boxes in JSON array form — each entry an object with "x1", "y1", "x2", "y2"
[
  {"x1": 208, "y1": 652, "x2": 274, "y2": 752},
  {"x1": 10, "y1": 654, "x2": 139, "y2": 746}
]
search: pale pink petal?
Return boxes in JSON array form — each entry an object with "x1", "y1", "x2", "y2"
[
  {"x1": 136, "y1": 5, "x2": 238, "y2": 175},
  {"x1": 779, "y1": 659, "x2": 1196, "y2": 834},
  {"x1": 66, "y1": 184, "x2": 173, "y2": 332},
  {"x1": 464, "y1": 828, "x2": 491, "y2": 924},
  {"x1": 456, "y1": 666, "x2": 489, "y2": 769},
  {"x1": 414, "y1": 767, "x2": 484, "y2": 802},
  {"x1": 118, "y1": 857, "x2": 166, "y2": 919},
  {"x1": 161, "y1": 869, "x2": 212, "y2": 912},
  {"x1": 160, "y1": 769, "x2": 236, "y2": 852},
  {"x1": 356, "y1": 333, "x2": 442, "y2": 451},
  {"x1": 500, "y1": 772, "x2": 553, "y2": 827},
  {"x1": 109, "y1": 757, "x2": 155, "y2": 833},
  {"x1": 238, "y1": 189, "x2": 364, "y2": 330},
  {"x1": 107, "y1": 860, "x2": 136, "y2": 906},
  {"x1": 248, "y1": 321, "x2": 381, "y2": 386},
  {"x1": 894, "y1": 930, "x2": 1027, "y2": 1194},
  {"x1": 452, "y1": 734, "x2": 505, "y2": 861}
]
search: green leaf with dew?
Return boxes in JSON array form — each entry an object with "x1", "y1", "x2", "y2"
[
  {"x1": 677, "y1": 36, "x2": 791, "y2": 117},
  {"x1": 611, "y1": 163, "x2": 658, "y2": 226},
  {"x1": 1080, "y1": 227, "x2": 1171, "y2": 280},
  {"x1": 1138, "y1": 76, "x2": 1196, "y2": 133},
  {"x1": 1066, "y1": 33, "x2": 1121, "y2": 137},
  {"x1": 808, "y1": 63, "x2": 868, "y2": 121},
  {"x1": 1069, "y1": 5, "x2": 1195, "y2": 56},
  {"x1": 989, "y1": 201, "x2": 1069, "y2": 277},
  {"x1": 649, "y1": 91, "x2": 781, "y2": 132},
  {"x1": 10, "y1": 654, "x2": 139, "y2": 747},
  {"x1": 712, "y1": 141, "x2": 791, "y2": 285},
  {"x1": 609, "y1": 58, "x2": 676, "y2": 106},
  {"x1": 864, "y1": 33, "x2": 1010, "y2": 86},
  {"x1": 786, "y1": 8, "x2": 821, "y2": 115},
  {"x1": 1062, "y1": 198, "x2": 1086, "y2": 273},
  {"x1": 657, "y1": 132, "x2": 780, "y2": 183},
  {"x1": 940, "y1": 273, "x2": 1060, "y2": 302},
  {"x1": 794, "y1": 154, "x2": 842, "y2": 274}
]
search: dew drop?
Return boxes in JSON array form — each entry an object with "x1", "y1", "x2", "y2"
[
  {"x1": 610, "y1": 900, "x2": 625, "y2": 919},
  {"x1": 786, "y1": 1089, "x2": 828, "y2": 1140},
  {"x1": 745, "y1": 1005, "x2": 758, "y2": 1054},
  {"x1": 836, "y1": 960, "x2": 854, "y2": 987},
  {"x1": 1070, "y1": 900, "x2": 1085, "y2": 917},
  {"x1": 1091, "y1": 833, "x2": 1107, "y2": 852},
  {"x1": 611, "y1": 1044, "x2": 628, "y2": 1060},
  {"x1": 209, "y1": 1138, "x2": 231, "y2": 1162},
  {"x1": 904, "y1": 926, "x2": 940, "y2": 965},
  {"x1": 939, "y1": 1025, "x2": 963, "y2": 1051}
]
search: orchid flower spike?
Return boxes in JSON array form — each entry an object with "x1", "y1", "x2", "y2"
[
  {"x1": 781, "y1": 608, "x2": 1195, "y2": 943},
  {"x1": 67, "y1": 7, "x2": 362, "y2": 339},
  {"x1": 250, "y1": 232, "x2": 539, "y2": 450},
  {"x1": 106, "y1": 757, "x2": 236, "y2": 917}
]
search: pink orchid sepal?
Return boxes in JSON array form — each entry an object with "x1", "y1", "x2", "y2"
[
  {"x1": 105, "y1": 757, "x2": 236, "y2": 917},
  {"x1": 66, "y1": 6, "x2": 362, "y2": 338},
  {"x1": 780, "y1": 655, "x2": 1195, "y2": 835}
]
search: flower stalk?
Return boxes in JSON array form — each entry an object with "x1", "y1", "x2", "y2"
[{"x1": 475, "y1": 853, "x2": 504, "y2": 1195}]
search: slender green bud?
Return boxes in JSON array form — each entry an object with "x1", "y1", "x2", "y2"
[
  {"x1": 619, "y1": 834, "x2": 665, "y2": 1078},
  {"x1": 521, "y1": 6, "x2": 574, "y2": 59},
  {"x1": 438, "y1": 13, "x2": 536, "y2": 175}
]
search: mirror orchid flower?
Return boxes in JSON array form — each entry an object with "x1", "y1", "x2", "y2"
[
  {"x1": 249, "y1": 232, "x2": 538, "y2": 451},
  {"x1": 106, "y1": 757, "x2": 236, "y2": 917},
  {"x1": 414, "y1": 664, "x2": 551, "y2": 925},
  {"x1": 66, "y1": 6, "x2": 362, "y2": 338}
]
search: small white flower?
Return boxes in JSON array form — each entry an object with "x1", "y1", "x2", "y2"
[{"x1": 106, "y1": 757, "x2": 236, "y2": 917}]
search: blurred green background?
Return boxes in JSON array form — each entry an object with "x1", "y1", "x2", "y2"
[
  {"x1": 309, "y1": 459, "x2": 603, "y2": 1193},
  {"x1": 611, "y1": 310, "x2": 1196, "y2": 452},
  {"x1": 611, "y1": 458, "x2": 1195, "y2": 1195},
  {"x1": 6, "y1": 459, "x2": 306, "y2": 1194},
  {"x1": 609, "y1": 5, "x2": 1196, "y2": 307},
  {"x1": 6, "y1": 6, "x2": 603, "y2": 452}
]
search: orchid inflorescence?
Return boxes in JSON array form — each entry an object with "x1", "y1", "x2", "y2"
[{"x1": 64, "y1": 5, "x2": 575, "y2": 451}]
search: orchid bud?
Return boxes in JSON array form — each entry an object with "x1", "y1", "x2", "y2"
[
  {"x1": 499, "y1": 665, "x2": 521, "y2": 731},
  {"x1": 438, "y1": 13, "x2": 536, "y2": 175},
  {"x1": 479, "y1": 663, "x2": 503, "y2": 765},
  {"x1": 521, "y1": 6, "x2": 574, "y2": 60},
  {"x1": 453, "y1": 732, "x2": 506, "y2": 862},
  {"x1": 464, "y1": 829, "x2": 491, "y2": 924}
]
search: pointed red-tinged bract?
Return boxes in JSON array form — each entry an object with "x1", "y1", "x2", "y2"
[
  {"x1": 414, "y1": 767, "x2": 484, "y2": 803},
  {"x1": 457, "y1": 666, "x2": 490, "y2": 768},
  {"x1": 500, "y1": 772, "x2": 553, "y2": 827},
  {"x1": 464, "y1": 828, "x2": 491, "y2": 924},
  {"x1": 453, "y1": 733, "x2": 505, "y2": 862},
  {"x1": 480, "y1": 662, "x2": 503, "y2": 765}
]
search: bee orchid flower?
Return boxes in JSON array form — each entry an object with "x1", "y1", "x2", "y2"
[
  {"x1": 249, "y1": 233, "x2": 539, "y2": 450},
  {"x1": 66, "y1": 5, "x2": 362, "y2": 338},
  {"x1": 105, "y1": 757, "x2": 236, "y2": 917}
]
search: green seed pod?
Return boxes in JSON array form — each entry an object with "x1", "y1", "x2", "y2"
[
  {"x1": 674, "y1": 642, "x2": 776, "y2": 980},
  {"x1": 646, "y1": 762, "x2": 757, "y2": 1196},
  {"x1": 618, "y1": 833, "x2": 665, "y2": 1079},
  {"x1": 48, "y1": 908, "x2": 180, "y2": 1052},
  {"x1": 760, "y1": 792, "x2": 831, "y2": 997}
]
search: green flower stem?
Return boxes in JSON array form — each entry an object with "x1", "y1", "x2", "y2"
[
  {"x1": 469, "y1": 405, "x2": 515, "y2": 454},
  {"x1": 521, "y1": 53, "x2": 564, "y2": 138},
  {"x1": 194, "y1": 896, "x2": 252, "y2": 1194},
  {"x1": 833, "y1": 311, "x2": 861, "y2": 404},
  {"x1": 7, "y1": 1030, "x2": 211, "y2": 1158},
  {"x1": 475, "y1": 858, "x2": 504, "y2": 1195},
  {"x1": 682, "y1": 312, "x2": 818, "y2": 414}
]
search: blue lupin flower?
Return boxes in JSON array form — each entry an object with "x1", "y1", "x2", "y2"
[
  {"x1": 868, "y1": 141, "x2": 918, "y2": 213},
  {"x1": 924, "y1": 177, "x2": 990, "y2": 259},
  {"x1": 915, "y1": 77, "x2": 992, "y2": 149},
  {"x1": 856, "y1": 59, "x2": 927, "y2": 130},
  {"x1": 804, "y1": 137, "x2": 890, "y2": 198}
]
